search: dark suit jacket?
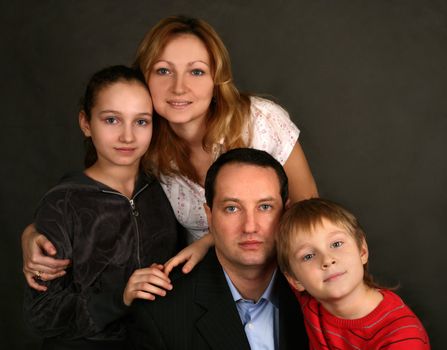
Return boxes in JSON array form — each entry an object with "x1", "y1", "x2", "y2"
[{"x1": 127, "y1": 250, "x2": 308, "y2": 349}]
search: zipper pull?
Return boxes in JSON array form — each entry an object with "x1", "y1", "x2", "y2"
[{"x1": 129, "y1": 199, "x2": 139, "y2": 217}]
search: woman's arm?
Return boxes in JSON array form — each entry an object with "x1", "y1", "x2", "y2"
[
  {"x1": 283, "y1": 142, "x2": 318, "y2": 203},
  {"x1": 22, "y1": 224, "x2": 70, "y2": 291}
]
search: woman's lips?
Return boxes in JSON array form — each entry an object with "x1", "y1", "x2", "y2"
[{"x1": 167, "y1": 100, "x2": 192, "y2": 109}]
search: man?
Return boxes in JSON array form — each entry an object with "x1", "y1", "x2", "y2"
[{"x1": 128, "y1": 148, "x2": 308, "y2": 349}]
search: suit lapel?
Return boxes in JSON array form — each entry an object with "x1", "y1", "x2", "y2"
[
  {"x1": 194, "y1": 251, "x2": 251, "y2": 350},
  {"x1": 277, "y1": 273, "x2": 309, "y2": 349}
]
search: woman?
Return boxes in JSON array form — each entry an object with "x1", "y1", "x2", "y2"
[{"x1": 22, "y1": 15, "x2": 318, "y2": 291}]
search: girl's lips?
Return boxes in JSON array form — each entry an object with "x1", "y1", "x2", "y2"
[
  {"x1": 115, "y1": 147, "x2": 136, "y2": 153},
  {"x1": 323, "y1": 271, "x2": 346, "y2": 283}
]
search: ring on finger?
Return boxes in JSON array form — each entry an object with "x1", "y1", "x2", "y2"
[{"x1": 35, "y1": 271, "x2": 42, "y2": 280}]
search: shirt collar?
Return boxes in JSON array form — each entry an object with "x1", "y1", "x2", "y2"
[{"x1": 223, "y1": 268, "x2": 279, "y2": 307}]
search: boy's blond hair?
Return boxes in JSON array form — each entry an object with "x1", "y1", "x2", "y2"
[{"x1": 277, "y1": 198, "x2": 380, "y2": 289}]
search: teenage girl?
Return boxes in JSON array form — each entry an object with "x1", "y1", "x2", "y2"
[{"x1": 23, "y1": 65, "x2": 183, "y2": 349}]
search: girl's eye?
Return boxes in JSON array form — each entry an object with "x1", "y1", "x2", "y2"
[
  {"x1": 191, "y1": 69, "x2": 205, "y2": 76},
  {"x1": 331, "y1": 241, "x2": 344, "y2": 248},
  {"x1": 224, "y1": 206, "x2": 238, "y2": 213},
  {"x1": 105, "y1": 117, "x2": 118, "y2": 124},
  {"x1": 259, "y1": 204, "x2": 272, "y2": 211},
  {"x1": 303, "y1": 253, "x2": 315, "y2": 262},
  {"x1": 136, "y1": 119, "x2": 150, "y2": 126},
  {"x1": 156, "y1": 67, "x2": 170, "y2": 75}
]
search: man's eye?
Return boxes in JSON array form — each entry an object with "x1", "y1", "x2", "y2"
[
  {"x1": 259, "y1": 204, "x2": 272, "y2": 211},
  {"x1": 303, "y1": 253, "x2": 315, "y2": 262},
  {"x1": 156, "y1": 68, "x2": 170, "y2": 75},
  {"x1": 225, "y1": 206, "x2": 238, "y2": 213},
  {"x1": 191, "y1": 69, "x2": 205, "y2": 76},
  {"x1": 331, "y1": 241, "x2": 344, "y2": 248}
]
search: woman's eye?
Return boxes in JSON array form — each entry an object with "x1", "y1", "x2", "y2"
[
  {"x1": 191, "y1": 69, "x2": 205, "y2": 76},
  {"x1": 331, "y1": 241, "x2": 344, "y2": 248},
  {"x1": 303, "y1": 253, "x2": 315, "y2": 262},
  {"x1": 105, "y1": 117, "x2": 118, "y2": 124},
  {"x1": 156, "y1": 67, "x2": 170, "y2": 75}
]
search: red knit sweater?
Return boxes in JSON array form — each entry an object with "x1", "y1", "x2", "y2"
[{"x1": 296, "y1": 289, "x2": 430, "y2": 349}]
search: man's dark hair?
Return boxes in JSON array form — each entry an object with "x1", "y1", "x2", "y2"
[{"x1": 204, "y1": 148, "x2": 289, "y2": 209}]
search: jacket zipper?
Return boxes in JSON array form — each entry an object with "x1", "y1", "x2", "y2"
[{"x1": 101, "y1": 184, "x2": 149, "y2": 267}]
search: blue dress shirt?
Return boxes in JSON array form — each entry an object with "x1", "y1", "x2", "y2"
[{"x1": 224, "y1": 269, "x2": 279, "y2": 350}]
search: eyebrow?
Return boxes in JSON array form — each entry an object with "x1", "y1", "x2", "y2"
[
  {"x1": 154, "y1": 59, "x2": 210, "y2": 67},
  {"x1": 219, "y1": 196, "x2": 276, "y2": 203},
  {"x1": 98, "y1": 110, "x2": 153, "y2": 117}
]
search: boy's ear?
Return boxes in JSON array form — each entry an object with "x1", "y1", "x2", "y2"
[
  {"x1": 284, "y1": 198, "x2": 291, "y2": 210},
  {"x1": 360, "y1": 238, "x2": 369, "y2": 265},
  {"x1": 79, "y1": 111, "x2": 91, "y2": 137},
  {"x1": 285, "y1": 272, "x2": 306, "y2": 292}
]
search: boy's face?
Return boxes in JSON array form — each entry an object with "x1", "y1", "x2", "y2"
[{"x1": 285, "y1": 218, "x2": 368, "y2": 304}]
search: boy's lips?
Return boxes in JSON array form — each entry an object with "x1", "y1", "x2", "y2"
[{"x1": 323, "y1": 271, "x2": 346, "y2": 283}]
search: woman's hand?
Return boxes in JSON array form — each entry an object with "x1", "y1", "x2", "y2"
[
  {"x1": 164, "y1": 233, "x2": 214, "y2": 276},
  {"x1": 22, "y1": 224, "x2": 70, "y2": 292},
  {"x1": 123, "y1": 264, "x2": 173, "y2": 306}
]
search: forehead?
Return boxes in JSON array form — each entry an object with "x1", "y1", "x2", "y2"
[
  {"x1": 213, "y1": 163, "x2": 281, "y2": 200},
  {"x1": 293, "y1": 218, "x2": 354, "y2": 244},
  {"x1": 160, "y1": 33, "x2": 209, "y2": 59}
]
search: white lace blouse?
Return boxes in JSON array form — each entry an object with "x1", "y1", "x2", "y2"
[{"x1": 159, "y1": 96, "x2": 300, "y2": 243}]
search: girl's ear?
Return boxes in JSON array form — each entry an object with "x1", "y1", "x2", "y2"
[
  {"x1": 79, "y1": 111, "x2": 91, "y2": 137},
  {"x1": 360, "y1": 238, "x2": 369, "y2": 265},
  {"x1": 285, "y1": 272, "x2": 306, "y2": 292}
]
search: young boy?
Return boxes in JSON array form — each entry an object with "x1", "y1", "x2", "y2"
[{"x1": 276, "y1": 198, "x2": 430, "y2": 349}]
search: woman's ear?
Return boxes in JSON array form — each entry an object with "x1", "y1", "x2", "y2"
[
  {"x1": 79, "y1": 111, "x2": 91, "y2": 137},
  {"x1": 360, "y1": 238, "x2": 369, "y2": 265},
  {"x1": 285, "y1": 272, "x2": 306, "y2": 292}
]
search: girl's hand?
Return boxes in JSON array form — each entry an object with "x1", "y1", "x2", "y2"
[
  {"x1": 164, "y1": 233, "x2": 214, "y2": 276},
  {"x1": 21, "y1": 224, "x2": 70, "y2": 292},
  {"x1": 123, "y1": 264, "x2": 172, "y2": 306}
]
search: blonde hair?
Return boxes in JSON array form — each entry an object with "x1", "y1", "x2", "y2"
[
  {"x1": 277, "y1": 198, "x2": 381, "y2": 289},
  {"x1": 133, "y1": 15, "x2": 252, "y2": 182}
]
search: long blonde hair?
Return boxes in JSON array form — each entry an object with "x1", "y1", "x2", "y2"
[{"x1": 133, "y1": 15, "x2": 252, "y2": 182}]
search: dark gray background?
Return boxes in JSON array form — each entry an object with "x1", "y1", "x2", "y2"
[{"x1": 2, "y1": 1, "x2": 445, "y2": 348}]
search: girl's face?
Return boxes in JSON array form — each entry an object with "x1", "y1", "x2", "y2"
[
  {"x1": 80, "y1": 81, "x2": 153, "y2": 170},
  {"x1": 285, "y1": 219, "x2": 369, "y2": 305},
  {"x1": 148, "y1": 34, "x2": 214, "y2": 131}
]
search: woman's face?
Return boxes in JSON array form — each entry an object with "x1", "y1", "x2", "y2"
[{"x1": 148, "y1": 34, "x2": 214, "y2": 131}]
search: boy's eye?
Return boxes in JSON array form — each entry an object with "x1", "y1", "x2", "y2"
[
  {"x1": 303, "y1": 253, "x2": 315, "y2": 262},
  {"x1": 224, "y1": 206, "x2": 238, "y2": 213},
  {"x1": 156, "y1": 67, "x2": 170, "y2": 75},
  {"x1": 105, "y1": 117, "x2": 118, "y2": 124},
  {"x1": 191, "y1": 69, "x2": 205, "y2": 76},
  {"x1": 331, "y1": 241, "x2": 344, "y2": 248}
]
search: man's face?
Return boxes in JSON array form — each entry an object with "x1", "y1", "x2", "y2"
[{"x1": 205, "y1": 163, "x2": 284, "y2": 273}]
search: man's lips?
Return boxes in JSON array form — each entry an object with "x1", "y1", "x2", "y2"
[
  {"x1": 239, "y1": 240, "x2": 262, "y2": 250},
  {"x1": 323, "y1": 271, "x2": 346, "y2": 283}
]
